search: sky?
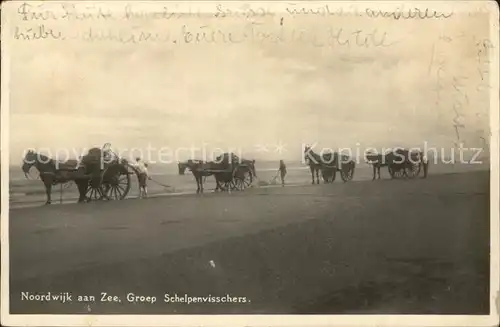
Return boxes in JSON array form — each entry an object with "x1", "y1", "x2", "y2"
[{"x1": 4, "y1": 2, "x2": 493, "y2": 164}]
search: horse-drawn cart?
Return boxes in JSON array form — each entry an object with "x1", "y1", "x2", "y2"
[
  {"x1": 365, "y1": 148, "x2": 426, "y2": 180},
  {"x1": 22, "y1": 143, "x2": 139, "y2": 204},
  {"x1": 182, "y1": 153, "x2": 256, "y2": 193},
  {"x1": 202, "y1": 162, "x2": 254, "y2": 191},
  {"x1": 201, "y1": 153, "x2": 255, "y2": 192}
]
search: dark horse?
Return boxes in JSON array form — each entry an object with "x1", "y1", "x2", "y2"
[
  {"x1": 303, "y1": 145, "x2": 323, "y2": 184},
  {"x1": 177, "y1": 161, "x2": 190, "y2": 175},
  {"x1": 303, "y1": 145, "x2": 354, "y2": 184},
  {"x1": 183, "y1": 159, "x2": 219, "y2": 193},
  {"x1": 21, "y1": 150, "x2": 90, "y2": 204}
]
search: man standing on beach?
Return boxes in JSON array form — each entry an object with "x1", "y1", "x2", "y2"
[
  {"x1": 422, "y1": 153, "x2": 429, "y2": 178},
  {"x1": 135, "y1": 157, "x2": 151, "y2": 198},
  {"x1": 279, "y1": 160, "x2": 287, "y2": 187}
]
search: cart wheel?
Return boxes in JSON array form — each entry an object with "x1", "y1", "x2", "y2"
[
  {"x1": 230, "y1": 179, "x2": 241, "y2": 191},
  {"x1": 102, "y1": 165, "x2": 131, "y2": 200},
  {"x1": 238, "y1": 170, "x2": 252, "y2": 189},
  {"x1": 405, "y1": 162, "x2": 421, "y2": 179},
  {"x1": 228, "y1": 167, "x2": 241, "y2": 191},
  {"x1": 388, "y1": 165, "x2": 406, "y2": 179},
  {"x1": 86, "y1": 184, "x2": 107, "y2": 201},
  {"x1": 86, "y1": 171, "x2": 106, "y2": 201},
  {"x1": 322, "y1": 169, "x2": 336, "y2": 183}
]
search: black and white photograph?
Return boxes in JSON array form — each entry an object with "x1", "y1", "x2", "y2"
[{"x1": 1, "y1": 1, "x2": 499, "y2": 326}]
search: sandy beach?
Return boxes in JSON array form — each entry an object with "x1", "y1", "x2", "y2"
[
  {"x1": 9, "y1": 160, "x2": 490, "y2": 208},
  {"x1": 9, "y1": 169, "x2": 490, "y2": 314}
]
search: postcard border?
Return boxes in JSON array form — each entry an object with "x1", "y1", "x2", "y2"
[{"x1": 1, "y1": 1, "x2": 499, "y2": 326}]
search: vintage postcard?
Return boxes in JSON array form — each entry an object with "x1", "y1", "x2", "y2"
[{"x1": 1, "y1": 0, "x2": 499, "y2": 326}]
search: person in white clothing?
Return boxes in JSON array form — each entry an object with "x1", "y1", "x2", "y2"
[{"x1": 135, "y1": 157, "x2": 150, "y2": 198}]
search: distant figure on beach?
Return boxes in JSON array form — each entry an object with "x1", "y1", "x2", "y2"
[
  {"x1": 135, "y1": 157, "x2": 150, "y2": 198},
  {"x1": 279, "y1": 160, "x2": 287, "y2": 187},
  {"x1": 421, "y1": 153, "x2": 429, "y2": 178}
]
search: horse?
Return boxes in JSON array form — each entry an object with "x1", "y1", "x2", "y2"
[
  {"x1": 303, "y1": 145, "x2": 340, "y2": 184},
  {"x1": 178, "y1": 162, "x2": 187, "y2": 175},
  {"x1": 365, "y1": 152, "x2": 390, "y2": 180},
  {"x1": 183, "y1": 159, "x2": 223, "y2": 194},
  {"x1": 303, "y1": 145, "x2": 323, "y2": 184},
  {"x1": 21, "y1": 150, "x2": 90, "y2": 204}
]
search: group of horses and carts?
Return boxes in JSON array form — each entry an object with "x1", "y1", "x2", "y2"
[
  {"x1": 21, "y1": 143, "x2": 427, "y2": 205},
  {"x1": 301, "y1": 145, "x2": 426, "y2": 184}
]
